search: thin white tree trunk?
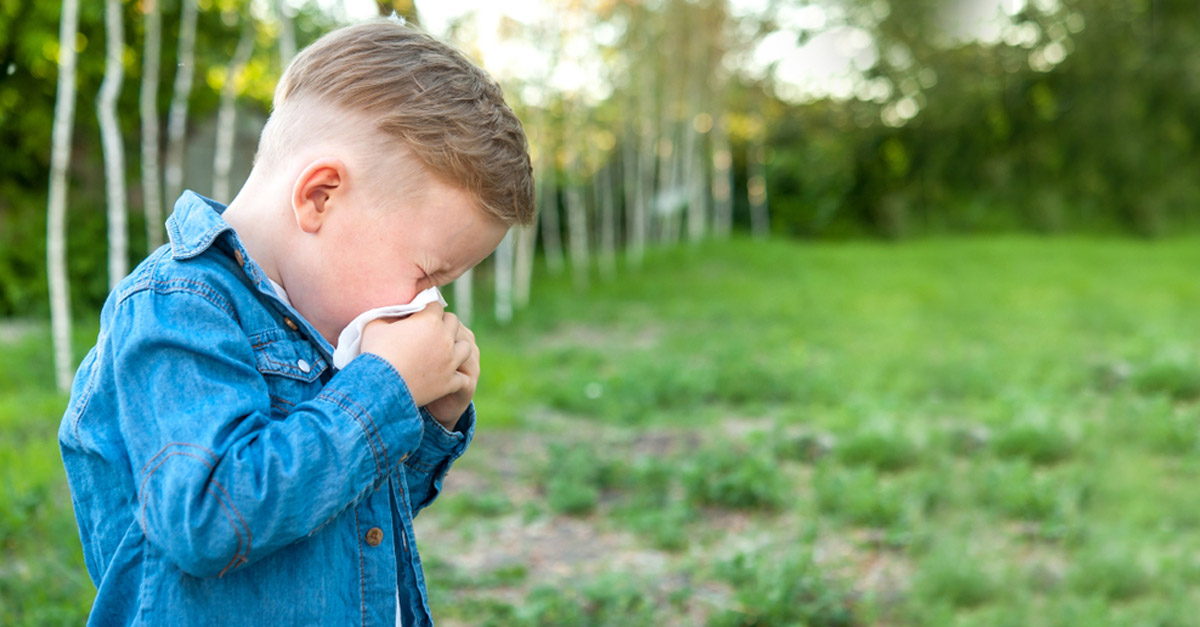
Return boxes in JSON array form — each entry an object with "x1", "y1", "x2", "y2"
[
  {"x1": 141, "y1": 0, "x2": 164, "y2": 249},
  {"x1": 513, "y1": 224, "x2": 535, "y2": 309},
  {"x1": 621, "y1": 122, "x2": 644, "y2": 266},
  {"x1": 213, "y1": 19, "x2": 256, "y2": 202},
  {"x1": 98, "y1": 0, "x2": 127, "y2": 290},
  {"x1": 538, "y1": 158, "x2": 564, "y2": 275},
  {"x1": 749, "y1": 143, "x2": 770, "y2": 239},
  {"x1": 453, "y1": 268, "x2": 473, "y2": 327},
  {"x1": 48, "y1": 0, "x2": 81, "y2": 393},
  {"x1": 565, "y1": 183, "x2": 589, "y2": 290},
  {"x1": 632, "y1": 76, "x2": 656, "y2": 265},
  {"x1": 711, "y1": 116, "x2": 734, "y2": 238},
  {"x1": 683, "y1": 122, "x2": 707, "y2": 243},
  {"x1": 597, "y1": 162, "x2": 616, "y2": 280},
  {"x1": 493, "y1": 230, "x2": 514, "y2": 324},
  {"x1": 276, "y1": 0, "x2": 296, "y2": 67},
  {"x1": 164, "y1": 0, "x2": 198, "y2": 207}
]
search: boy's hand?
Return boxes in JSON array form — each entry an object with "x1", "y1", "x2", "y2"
[
  {"x1": 360, "y1": 303, "x2": 471, "y2": 412},
  {"x1": 424, "y1": 318, "x2": 478, "y2": 431}
]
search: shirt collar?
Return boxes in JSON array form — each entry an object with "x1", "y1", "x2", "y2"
[{"x1": 165, "y1": 190, "x2": 235, "y2": 260}]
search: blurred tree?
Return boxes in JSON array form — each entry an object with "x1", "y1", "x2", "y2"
[
  {"x1": 47, "y1": 0, "x2": 80, "y2": 391},
  {"x1": 141, "y1": 0, "x2": 164, "y2": 249},
  {"x1": 97, "y1": 0, "x2": 127, "y2": 290},
  {"x1": 163, "y1": 0, "x2": 197, "y2": 216},
  {"x1": 213, "y1": 11, "x2": 256, "y2": 202}
]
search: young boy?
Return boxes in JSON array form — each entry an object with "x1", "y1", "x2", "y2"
[{"x1": 58, "y1": 20, "x2": 533, "y2": 626}]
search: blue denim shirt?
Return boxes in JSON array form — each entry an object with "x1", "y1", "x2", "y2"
[{"x1": 59, "y1": 191, "x2": 473, "y2": 626}]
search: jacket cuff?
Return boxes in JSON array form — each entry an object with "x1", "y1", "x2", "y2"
[
  {"x1": 405, "y1": 404, "x2": 475, "y2": 473},
  {"x1": 321, "y1": 353, "x2": 424, "y2": 482}
]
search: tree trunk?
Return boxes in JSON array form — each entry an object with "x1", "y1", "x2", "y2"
[
  {"x1": 453, "y1": 268, "x2": 473, "y2": 327},
  {"x1": 277, "y1": 0, "x2": 296, "y2": 67},
  {"x1": 48, "y1": 0, "x2": 81, "y2": 393},
  {"x1": 493, "y1": 230, "x2": 514, "y2": 324},
  {"x1": 164, "y1": 0, "x2": 198, "y2": 208},
  {"x1": 749, "y1": 142, "x2": 770, "y2": 239},
  {"x1": 141, "y1": 0, "x2": 164, "y2": 249},
  {"x1": 621, "y1": 121, "x2": 645, "y2": 267},
  {"x1": 683, "y1": 121, "x2": 707, "y2": 244},
  {"x1": 565, "y1": 183, "x2": 589, "y2": 290},
  {"x1": 597, "y1": 161, "x2": 617, "y2": 280},
  {"x1": 513, "y1": 224, "x2": 535, "y2": 310},
  {"x1": 98, "y1": 0, "x2": 127, "y2": 290},
  {"x1": 213, "y1": 18, "x2": 256, "y2": 202},
  {"x1": 538, "y1": 158, "x2": 564, "y2": 275},
  {"x1": 711, "y1": 116, "x2": 734, "y2": 238}
]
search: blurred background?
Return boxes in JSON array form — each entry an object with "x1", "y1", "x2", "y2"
[{"x1": 3, "y1": 0, "x2": 1200, "y2": 625}]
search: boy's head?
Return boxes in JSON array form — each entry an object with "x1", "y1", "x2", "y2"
[
  {"x1": 257, "y1": 19, "x2": 534, "y2": 226},
  {"x1": 231, "y1": 20, "x2": 533, "y2": 343}
]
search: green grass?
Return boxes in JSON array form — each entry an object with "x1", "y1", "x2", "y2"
[{"x1": 6, "y1": 235, "x2": 1200, "y2": 624}]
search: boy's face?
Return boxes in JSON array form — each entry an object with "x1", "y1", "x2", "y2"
[{"x1": 283, "y1": 162, "x2": 508, "y2": 345}]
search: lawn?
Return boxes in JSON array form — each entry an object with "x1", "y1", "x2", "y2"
[{"x1": 3, "y1": 236, "x2": 1199, "y2": 625}]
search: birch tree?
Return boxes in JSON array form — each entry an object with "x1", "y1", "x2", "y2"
[
  {"x1": 213, "y1": 17, "x2": 257, "y2": 202},
  {"x1": 277, "y1": 0, "x2": 296, "y2": 67},
  {"x1": 513, "y1": 224, "x2": 536, "y2": 309},
  {"x1": 98, "y1": 0, "x2": 127, "y2": 290},
  {"x1": 164, "y1": 0, "x2": 199, "y2": 208},
  {"x1": 47, "y1": 0, "x2": 81, "y2": 392},
  {"x1": 748, "y1": 141, "x2": 770, "y2": 239},
  {"x1": 711, "y1": 116, "x2": 734, "y2": 238},
  {"x1": 453, "y1": 268, "x2": 473, "y2": 326},
  {"x1": 493, "y1": 230, "x2": 515, "y2": 323},
  {"x1": 538, "y1": 142, "x2": 565, "y2": 275},
  {"x1": 597, "y1": 160, "x2": 617, "y2": 280},
  {"x1": 141, "y1": 0, "x2": 165, "y2": 248}
]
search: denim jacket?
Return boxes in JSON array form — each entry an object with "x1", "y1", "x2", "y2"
[{"x1": 59, "y1": 191, "x2": 473, "y2": 626}]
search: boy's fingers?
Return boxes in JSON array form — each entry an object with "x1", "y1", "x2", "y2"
[
  {"x1": 452, "y1": 339, "x2": 472, "y2": 369},
  {"x1": 450, "y1": 371, "x2": 471, "y2": 395}
]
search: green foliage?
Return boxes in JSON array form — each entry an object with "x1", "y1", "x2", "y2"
[
  {"x1": 991, "y1": 419, "x2": 1075, "y2": 465},
  {"x1": 813, "y1": 464, "x2": 904, "y2": 528},
  {"x1": 711, "y1": 546, "x2": 860, "y2": 627},
  {"x1": 541, "y1": 444, "x2": 610, "y2": 516},
  {"x1": 1068, "y1": 543, "x2": 1153, "y2": 602},
  {"x1": 681, "y1": 444, "x2": 787, "y2": 511},
  {"x1": 834, "y1": 425, "x2": 921, "y2": 473},
  {"x1": 912, "y1": 545, "x2": 1002, "y2": 609},
  {"x1": 1133, "y1": 360, "x2": 1200, "y2": 402}
]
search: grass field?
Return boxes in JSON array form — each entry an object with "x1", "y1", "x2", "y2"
[{"x1": 3, "y1": 236, "x2": 1200, "y2": 625}]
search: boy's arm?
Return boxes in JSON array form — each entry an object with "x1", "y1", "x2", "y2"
[
  {"x1": 103, "y1": 290, "x2": 425, "y2": 578},
  {"x1": 402, "y1": 405, "x2": 475, "y2": 516}
]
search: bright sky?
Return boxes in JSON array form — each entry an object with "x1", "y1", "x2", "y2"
[{"x1": 324, "y1": 0, "x2": 1064, "y2": 105}]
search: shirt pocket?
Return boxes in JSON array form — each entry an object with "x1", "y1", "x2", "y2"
[{"x1": 251, "y1": 336, "x2": 328, "y2": 419}]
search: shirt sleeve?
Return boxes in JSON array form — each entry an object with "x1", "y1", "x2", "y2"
[
  {"x1": 113, "y1": 288, "x2": 426, "y2": 578},
  {"x1": 403, "y1": 405, "x2": 476, "y2": 516}
]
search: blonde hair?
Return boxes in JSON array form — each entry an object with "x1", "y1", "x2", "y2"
[{"x1": 257, "y1": 20, "x2": 534, "y2": 225}]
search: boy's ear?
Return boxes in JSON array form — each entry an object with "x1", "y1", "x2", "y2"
[{"x1": 291, "y1": 158, "x2": 347, "y2": 234}]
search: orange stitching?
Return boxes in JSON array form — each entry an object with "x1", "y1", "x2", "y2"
[
  {"x1": 141, "y1": 442, "x2": 217, "y2": 474},
  {"x1": 354, "y1": 507, "x2": 367, "y2": 627},
  {"x1": 139, "y1": 452, "x2": 245, "y2": 571},
  {"x1": 139, "y1": 449, "x2": 252, "y2": 573},
  {"x1": 327, "y1": 389, "x2": 391, "y2": 470},
  {"x1": 320, "y1": 390, "x2": 384, "y2": 473}
]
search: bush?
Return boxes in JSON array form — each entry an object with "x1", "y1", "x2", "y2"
[{"x1": 682, "y1": 446, "x2": 787, "y2": 511}]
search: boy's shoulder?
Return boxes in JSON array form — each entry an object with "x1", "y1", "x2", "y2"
[{"x1": 112, "y1": 192, "x2": 254, "y2": 317}]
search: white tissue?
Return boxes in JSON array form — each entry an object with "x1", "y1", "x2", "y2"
[{"x1": 332, "y1": 287, "x2": 447, "y2": 369}]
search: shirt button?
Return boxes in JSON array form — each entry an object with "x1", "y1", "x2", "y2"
[
  {"x1": 365, "y1": 527, "x2": 384, "y2": 547},
  {"x1": 297, "y1": 359, "x2": 311, "y2": 373},
  {"x1": 233, "y1": 249, "x2": 245, "y2": 266},
  {"x1": 283, "y1": 317, "x2": 299, "y2": 331}
]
